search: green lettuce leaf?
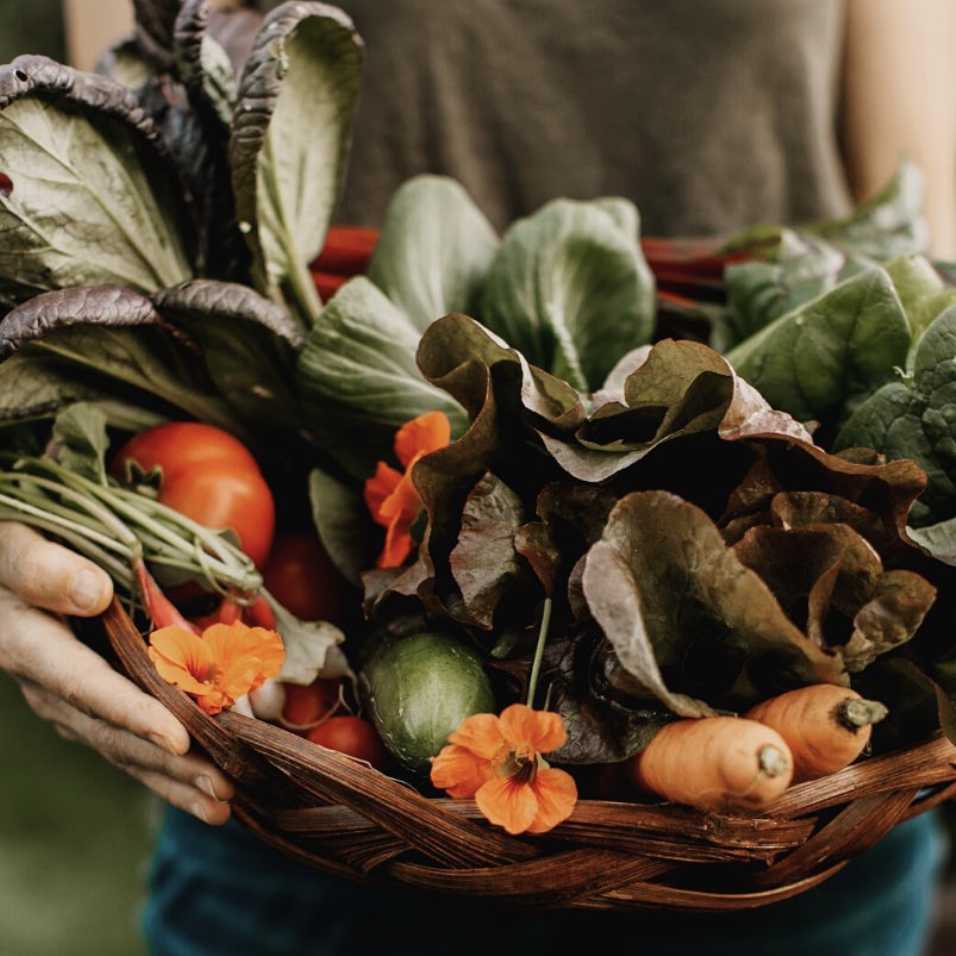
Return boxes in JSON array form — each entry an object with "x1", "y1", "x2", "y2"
[
  {"x1": 723, "y1": 231, "x2": 873, "y2": 348},
  {"x1": 267, "y1": 598, "x2": 349, "y2": 685},
  {"x1": 296, "y1": 278, "x2": 466, "y2": 478},
  {"x1": 0, "y1": 57, "x2": 192, "y2": 303},
  {"x1": 806, "y1": 161, "x2": 929, "y2": 260},
  {"x1": 367, "y1": 175, "x2": 500, "y2": 332},
  {"x1": 884, "y1": 254, "x2": 956, "y2": 345},
  {"x1": 834, "y1": 304, "x2": 956, "y2": 528},
  {"x1": 173, "y1": 0, "x2": 239, "y2": 128},
  {"x1": 724, "y1": 162, "x2": 929, "y2": 262},
  {"x1": 726, "y1": 267, "x2": 912, "y2": 425},
  {"x1": 152, "y1": 279, "x2": 303, "y2": 442},
  {"x1": 0, "y1": 285, "x2": 242, "y2": 434},
  {"x1": 230, "y1": 3, "x2": 363, "y2": 322},
  {"x1": 308, "y1": 464, "x2": 379, "y2": 587},
  {"x1": 479, "y1": 197, "x2": 656, "y2": 392},
  {"x1": 50, "y1": 403, "x2": 111, "y2": 484},
  {"x1": 906, "y1": 517, "x2": 956, "y2": 565}
]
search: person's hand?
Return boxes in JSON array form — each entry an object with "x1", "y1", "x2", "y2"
[{"x1": 0, "y1": 523, "x2": 235, "y2": 824}]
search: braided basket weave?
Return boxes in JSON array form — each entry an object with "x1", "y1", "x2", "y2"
[{"x1": 99, "y1": 598, "x2": 956, "y2": 912}]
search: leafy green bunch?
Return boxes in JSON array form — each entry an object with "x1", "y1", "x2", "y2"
[
  {"x1": 0, "y1": 0, "x2": 362, "y2": 470},
  {"x1": 709, "y1": 167, "x2": 956, "y2": 559}
]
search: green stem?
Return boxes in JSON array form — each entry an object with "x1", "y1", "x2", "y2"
[
  {"x1": 110, "y1": 483, "x2": 251, "y2": 576},
  {"x1": 106, "y1": 491, "x2": 259, "y2": 593},
  {"x1": 0, "y1": 456, "x2": 261, "y2": 597},
  {"x1": 0, "y1": 473, "x2": 140, "y2": 551},
  {"x1": 283, "y1": 252, "x2": 323, "y2": 327},
  {"x1": 37, "y1": 465, "x2": 258, "y2": 592},
  {"x1": 259, "y1": 134, "x2": 322, "y2": 327},
  {"x1": 526, "y1": 597, "x2": 553, "y2": 708},
  {"x1": 0, "y1": 491, "x2": 137, "y2": 557}
]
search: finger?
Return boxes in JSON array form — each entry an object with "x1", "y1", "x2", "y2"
[
  {"x1": 0, "y1": 523, "x2": 112, "y2": 616},
  {"x1": 126, "y1": 767, "x2": 232, "y2": 826},
  {"x1": 21, "y1": 680, "x2": 236, "y2": 802},
  {"x1": 0, "y1": 588, "x2": 190, "y2": 755}
]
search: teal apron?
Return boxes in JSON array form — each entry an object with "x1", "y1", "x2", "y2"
[{"x1": 144, "y1": 805, "x2": 946, "y2": 956}]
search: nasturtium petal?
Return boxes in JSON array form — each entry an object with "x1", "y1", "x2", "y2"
[
  {"x1": 475, "y1": 775, "x2": 538, "y2": 836},
  {"x1": 526, "y1": 768, "x2": 578, "y2": 834},
  {"x1": 429, "y1": 744, "x2": 492, "y2": 798},
  {"x1": 498, "y1": 703, "x2": 566, "y2": 754}
]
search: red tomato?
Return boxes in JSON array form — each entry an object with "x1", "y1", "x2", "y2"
[
  {"x1": 111, "y1": 422, "x2": 260, "y2": 477},
  {"x1": 262, "y1": 531, "x2": 352, "y2": 624},
  {"x1": 306, "y1": 716, "x2": 389, "y2": 770},
  {"x1": 112, "y1": 422, "x2": 275, "y2": 568},
  {"x1": 281, "y1": 678, "x2": 343, "y2": 729}
]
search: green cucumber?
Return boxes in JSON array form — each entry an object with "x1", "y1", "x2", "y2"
[{"x1": 358, "y1": 630, "x2": 496, "y2": 773}]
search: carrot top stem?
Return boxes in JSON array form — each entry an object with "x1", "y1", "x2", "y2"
[
  {"x1": 758, "y1": 745, "x2": 791, "y2": 778},
  {"x1": 836, "y1": 698, "x2": 889, "y2": 732}
]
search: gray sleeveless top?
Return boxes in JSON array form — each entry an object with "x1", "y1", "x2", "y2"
[{"x1": 332, "y1": 0, "x2": 850, "y2": 237}]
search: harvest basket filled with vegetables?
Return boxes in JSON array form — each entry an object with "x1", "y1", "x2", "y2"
[{"x1": 4, "y1": 0, "x2": 956, "y2": 912}]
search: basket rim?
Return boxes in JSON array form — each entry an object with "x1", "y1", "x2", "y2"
[{"x1": 98, "y1": 596, "x2": 956, "y2": 911}]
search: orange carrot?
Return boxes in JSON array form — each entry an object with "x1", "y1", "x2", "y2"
[
  {"x1": 624, "y1": 716, "x2": 793, "y2": 814},
  {"x1": 744, "y1": 684, "x2": 887, "y2": 783}
]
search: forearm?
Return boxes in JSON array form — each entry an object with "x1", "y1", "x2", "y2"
[{"x1": 842, "y1": 0, "x2": 956, "y2": 258}]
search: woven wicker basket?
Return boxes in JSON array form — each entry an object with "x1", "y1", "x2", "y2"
[{"x1": 99, "y1": 597, "x2": 956, "y2": 912}]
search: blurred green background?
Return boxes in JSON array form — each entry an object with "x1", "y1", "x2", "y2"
[
  {"x1": 0, "y1": 4, "x2": 65, "y2": 64},
  {"x1": 0, "y1": 674, "x2": 154, "y2": 956},
  {"x1": 1, "y1": 12, "x2": 154, "y2": 956}
]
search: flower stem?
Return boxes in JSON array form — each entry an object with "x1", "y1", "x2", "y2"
[{"x1": 526, "y1": 597, "x2": 553, "y2": 708}]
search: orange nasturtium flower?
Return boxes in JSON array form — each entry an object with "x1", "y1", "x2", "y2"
[
  {"x1": 363, "y1": 411, "x2": 451, "y2": 568},
  {"x1": 430, "y1": 703, "x2": 578, "y2": 835},
  {"x1": 148, "y1": 620, "x2": 285, "y2": 715}
]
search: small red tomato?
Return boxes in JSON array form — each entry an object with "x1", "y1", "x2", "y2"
[
  {"x1": 111, "y1": 422, "x2": 276, "y2": 568},
  {"x1": 157, "y1": 460, "x2": 275, "y2": 568},
  {"x1": 110, "y1": 422, "x2": 260, "y2": 478},
  {"x1": 262, "y1": 531, "x2": 353, "y2": 624},
  {"x1": 281, "y1": 679, "x2": 343, "y2": 729},
  {"x1": 306, "y1": 716, "x2": 389, "y2": 770}
]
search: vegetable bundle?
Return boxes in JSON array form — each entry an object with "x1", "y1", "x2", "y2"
[{"x1": 2, "y1": 1, "x2": 956, "y2": 835}]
